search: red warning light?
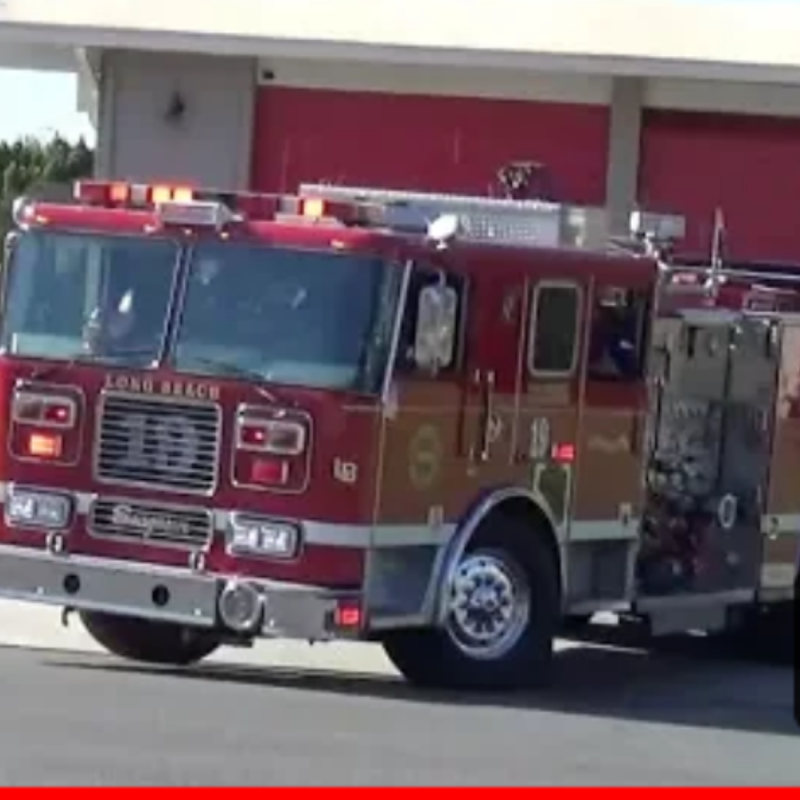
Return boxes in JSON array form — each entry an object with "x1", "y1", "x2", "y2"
[{"x1": 552, "y1": 443, "x2": 576, "y2": 463}]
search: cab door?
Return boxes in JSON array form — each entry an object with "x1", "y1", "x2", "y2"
[
  {"x1": 516, "y1": 278, "x2": 586, "y2": 541},
  {"x1": 374, "y1": 263, "x2": 468, "y2": 528},
  {"x1": 572, "y1": 285, "x2": 651, "y2": 547},
  {"x1": 460, "y1": 268, "x2": 528, "y2": 487}
]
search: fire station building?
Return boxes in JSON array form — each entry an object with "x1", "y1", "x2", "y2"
[{"x1": 3, "y1": 0, "x2": 800, "y2": 258}]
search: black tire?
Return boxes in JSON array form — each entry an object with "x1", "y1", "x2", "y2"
[
  {"x1": 382, "y1": 513, "x2": 560, "y2": 691},
  {"x1": 711, "y1": 602, "x2": 794, "y2": 666},
  {"x1": 80, "y1": 611, "x2": 221, "y2": 667},
  {"x1": 561, "y1": 614, "x2": 592, "y2": 635}
]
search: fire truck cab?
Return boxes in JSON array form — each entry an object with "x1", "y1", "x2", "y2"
[{"x1": 0, "y1": 180, "x2": 794, "y2": 691}]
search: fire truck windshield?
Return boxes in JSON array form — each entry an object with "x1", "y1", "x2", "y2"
[
  {"x1": 1, "y1": 231, "x2": 397, "y2": 393},
  {"x1": 0, "y1": 230, "x2": 177, "y2": 366},
  {"x1": 171, "y1": 241, "x2": 395, "y2": 393}
]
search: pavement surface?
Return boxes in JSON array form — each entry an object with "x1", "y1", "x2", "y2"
[{"x1": 0, "y1": 600, "x2": 796, "y2": 786}]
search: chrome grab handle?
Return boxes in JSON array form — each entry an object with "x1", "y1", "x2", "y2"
[{"x1": 479, "y1": 369, "x2": 496, "y2": 462}]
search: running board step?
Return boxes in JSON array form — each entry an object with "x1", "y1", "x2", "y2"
[{"x1": 635, "y1": 589, "x2": 754, "y2": 636}]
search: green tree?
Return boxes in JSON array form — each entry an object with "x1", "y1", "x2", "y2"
[{"x1": 0, "y1": 134, "x2": 94, "y2": 236}]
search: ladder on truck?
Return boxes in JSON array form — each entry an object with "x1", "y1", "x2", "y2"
[{"x1": 300, "y1": 183, "x2": 686, "y2": 252}]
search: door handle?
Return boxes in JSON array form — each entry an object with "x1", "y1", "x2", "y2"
[
  {"x1": 467, "y1": 368, "x2": 495, "y2": 464},
  {"x1": 630, "y1": 412, "x2": 646, "y2": 456},
  {"x1": 479, "y1": 369, "x2": 496, "y2": 462}
]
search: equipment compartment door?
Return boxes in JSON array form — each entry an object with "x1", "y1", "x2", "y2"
[
  {"x1": 637, "y1": 312, "x2": 780, "y2": 596},
  {"x1": 761, "y1": 319, "x2": 800, "y2": 593},
  {"x1": 715, "y1": 315, "x2": 781, "y2": 592}
]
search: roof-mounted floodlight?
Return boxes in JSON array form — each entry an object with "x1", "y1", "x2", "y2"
[
  {"x1": 629, "y1": 210, "x2": 686, "y2": 242},
  {"x1": 11, "y1": 196, "x2": 33, "y2": 228},
  {"x1": 427, "y1": 213, "x2": 462, "y2": 249}
]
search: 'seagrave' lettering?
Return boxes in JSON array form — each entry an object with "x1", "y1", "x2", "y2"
[{"x1": 110, "y1": 504, "x2": 192, "y2": 537}]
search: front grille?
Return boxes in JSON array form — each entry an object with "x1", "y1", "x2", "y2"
[
  {"x1": 95, "y1": 393, "x2": 221, "y2": 494},
  {"x1": 89, "y1": 497, "x2": 214, "y2": 548}
]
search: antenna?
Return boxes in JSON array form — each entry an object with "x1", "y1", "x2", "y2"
[
  {"x1": 705, "y1": 207, "x2": 726, "y2": 294},
  {"x1": 711, "y1": 208, "x2": 726, "y2": 268}
]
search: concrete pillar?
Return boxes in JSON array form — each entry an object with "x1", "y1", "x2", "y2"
[
  {"x1": 605, "y1": 77, "x2": 644, "y2": 233},
  {"x1": 95, "y1": 50, "x2": 257, "y2": 188},
  {"x1": 75, "y1": 48, "x2": 101, "y2": 130}
]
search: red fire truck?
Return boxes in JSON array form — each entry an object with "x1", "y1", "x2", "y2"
[{"x1": 0, "y1": 178, "x2": 794, "y2": 691}]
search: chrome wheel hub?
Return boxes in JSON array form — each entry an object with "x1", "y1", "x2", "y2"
[{"x1": 445, "y1": 551, "x2": 530, "y2": 660}]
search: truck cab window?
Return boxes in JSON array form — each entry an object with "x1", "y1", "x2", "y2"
[
  {"x1": 0, "y1": 231, "x2": 177, "y2": 364},
  {"x1": 588, "y1": 287, "x2": 648, "y2": 381},
  {"x1": 173, "y1": 242, "x2": 392, "y2": 393},
  {"x1": 396, "y1": 267, "x2": 465, "y2": 375},
  {"x1": 528, "y1": 282, "x2": 581, "y2": 377}
]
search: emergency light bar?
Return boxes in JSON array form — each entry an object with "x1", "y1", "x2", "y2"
[
  {"x1": 73, "y1": 180, "x2": 239, "y2": 229},
  {"x1": 74, "y1": 180, "x2": 195, "y2": 207},
  {"x1": 301, "y1": 183, "x2": 611, "y2": 249},
  {"x1": 60, "y1": 179, "x2": 687, "y2": 252},
  {"x1": 157, "y1": 199, "x2": 234, "y2": 229}
]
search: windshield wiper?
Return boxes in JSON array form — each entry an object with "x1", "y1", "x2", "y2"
[
  {"x1": 29, "y1": 349, "x2": 158, "y2": 380},
  {"x1": 186, "y1": 357, "x2": 287, "y2": 405},
  {"x1": 78, "y1": 348, "x2": 157, "y2": 361},
  {"x1": 186, "y1": 357, "x2": 266, "y2": 381}
]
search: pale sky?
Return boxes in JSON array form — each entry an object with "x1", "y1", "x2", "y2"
[{"x1": 0, "y1": 68, "x2": 96, "y2": 145}]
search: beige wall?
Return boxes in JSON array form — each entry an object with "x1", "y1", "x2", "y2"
[{"x1": 95, "y1": 50, "x2": 256, "y2": 187}]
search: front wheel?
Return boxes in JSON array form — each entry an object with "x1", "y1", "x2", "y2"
[
  {"x1": 80, "y1": 611, "x2": 222, "y2": 667},
  {"x1": 382, "y1": 517, "x2": 559, "y2": 691}
]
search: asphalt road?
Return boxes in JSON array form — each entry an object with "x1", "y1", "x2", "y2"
[{"x1": 0, "y1": 631, "x2": 796, "y2": 786}]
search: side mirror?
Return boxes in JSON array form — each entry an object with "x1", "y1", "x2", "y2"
[
  {"x1": 3, "y1": 230, "x2": 18, "y2": 263},
  {"x1": 1, "y1": 230, "x2": 19, "y2": 282},
  {"x1": 413, "y1": 282, "x2": 458, "y2": 373}
]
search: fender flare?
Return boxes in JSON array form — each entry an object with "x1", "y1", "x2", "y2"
[{"x1": 425, "y1": 485, "x2": 561, "y2": 627}]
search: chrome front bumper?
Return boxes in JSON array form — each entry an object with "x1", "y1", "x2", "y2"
[{"x1": 0, "y1": 545, "x2": 359, "y2": 641}]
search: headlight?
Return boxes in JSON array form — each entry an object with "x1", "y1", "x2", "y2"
[
  {"x1": 227, "y1": 515, "x2": 299, "y2": 560},
  {"x1": 6, "y1": 488, "x2": 73, "y2": 529}
]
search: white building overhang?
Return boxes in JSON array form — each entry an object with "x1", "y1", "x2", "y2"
[
  {"x1": 2, "y1": 0, "x2": 800, "y2": 86},
  {"x1": 0, "y1": 42, "x2": 77, "y2": 72}
]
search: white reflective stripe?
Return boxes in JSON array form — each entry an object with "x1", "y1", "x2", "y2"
[
  {"x1": 761, "y1": 513, "x2": 800, "y2": 535},
  {"x1": 569, "y1": 519, "x2": 640, "y2": 542},
  {"x1": 575, "y1": 515, "x2": 800, "y2": 541},
  {"x1": 219, "y1": 514, "x2": 454, "y2": 549},
  {"x1": 0, "y1": 484, "x2": 452, "y2": 549},
  {"x1": 760, "y1": 564, "x2": 796, "y2": 589},
  {"x1": 362, "y1": 524, "x2": 455, "y2": 548},
  {"x1": 0, "y1": 482, "x2": 649, "y2": 548}
]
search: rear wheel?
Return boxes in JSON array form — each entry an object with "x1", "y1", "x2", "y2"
[
  {"x1": 382, "y1": 514, "x2": 559, "y2": 691},
  {"x1": 561, "y1": 614, "x2": 593, "y2": 635},
  {"x1": 80, "y1": 611, "x2": 221, "y2": 667},
  {"x1": 713, "y1": 601, "x2": 794, "y2": 665}
]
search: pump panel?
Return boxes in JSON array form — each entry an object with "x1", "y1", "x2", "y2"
[{"x1": 637, "y1": 311, "x2": 780, "y2": 597}]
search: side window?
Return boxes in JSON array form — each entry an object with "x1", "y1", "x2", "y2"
[
  {"x1": 527, "y1": 282, "x2": 581, "y2": 377},
  {"x1": 396, "y1": 267, "x2": 466, "y2": 375},
  {"x1": 588, "y1": 287, "x2": 649, "y2": 381}
]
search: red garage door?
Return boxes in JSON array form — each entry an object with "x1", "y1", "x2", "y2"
[
  {"x1": 252, "y1": 86, "x2": 609, "y2": 205},
  {"x1": 639, "y1": 110, "x2": 800, "y2": 260}
]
